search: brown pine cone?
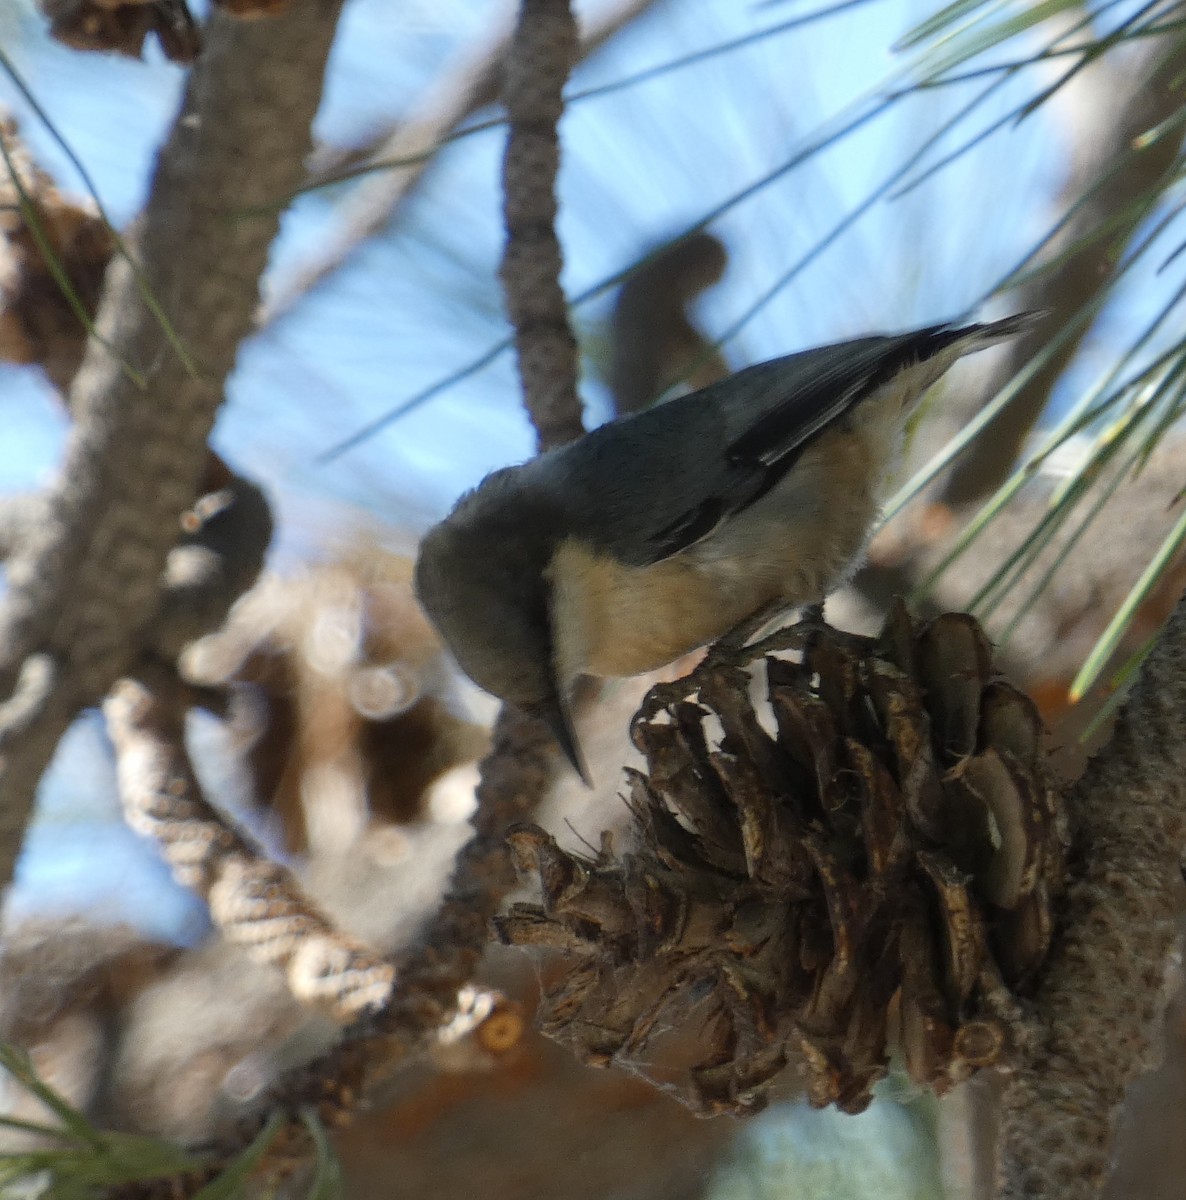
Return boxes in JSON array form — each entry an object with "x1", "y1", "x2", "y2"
[{"x1": 495, "y1": 603, "x2": 1066, "y2": 1116}]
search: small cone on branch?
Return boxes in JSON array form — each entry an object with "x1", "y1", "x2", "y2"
[
  {"x1": 0, "y1": 117, "x2": 115, "y2": 394},
  {"x1": 495, "y1": 603, "x2": 1066, "y2": 1117}
]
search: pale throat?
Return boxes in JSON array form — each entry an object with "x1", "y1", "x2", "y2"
[{"x1": 546, "y1": 539, "x2": 757, "y2": 685}]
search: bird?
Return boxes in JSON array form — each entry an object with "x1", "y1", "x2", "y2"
[{"x1": 414, "y1": 314, "x2": 1034, "y2": 781}]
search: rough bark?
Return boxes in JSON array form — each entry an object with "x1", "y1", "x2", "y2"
[
  {"x1": 0, "y1": 0, "x2": 345, "y2": 890},
  {"x1": 498, "y1": 0, "x2": 583, "y2": 449},
  {"x1": 996, "y1": 593, "x2": 1186, "y2": 1197}
]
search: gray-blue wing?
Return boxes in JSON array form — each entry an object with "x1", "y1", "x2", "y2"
[{"x1": 552, "y1": 320, "x2": 990, "y2": 568}]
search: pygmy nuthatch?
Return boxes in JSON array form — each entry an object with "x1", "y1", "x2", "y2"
[{"x1": 415, "y1": 315, "x2": 1032, "y2": 779}]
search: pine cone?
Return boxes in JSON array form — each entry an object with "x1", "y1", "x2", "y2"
[
  {"x1": 494, "y1": 603, "x2": 1066, "y2": 1116},
  {"x1": 39, "y1": 1, "x2": 202, "y2": 62}
]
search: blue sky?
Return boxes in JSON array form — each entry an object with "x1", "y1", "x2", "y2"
[{"x1": 0, "y1": 0, "x2": 1064, "y2": 932}]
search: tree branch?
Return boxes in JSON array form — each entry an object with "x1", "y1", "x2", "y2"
[
  {"x1": 996, "y1": 591, "x2": 1186, "y2": 1198},
  {"x1": 499, "y1": 0, "x2": 583, "y2": 449},
  {"x1": 0, "y1": 0, "x2": 345, "y2": 891},
  {"x1": 104, "y1": 669, "x2": 396, "y2": 1021}
]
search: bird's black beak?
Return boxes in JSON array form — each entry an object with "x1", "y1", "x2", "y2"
[{"x1": 534, "y1": 696, "x2": 592, "y2": 787}]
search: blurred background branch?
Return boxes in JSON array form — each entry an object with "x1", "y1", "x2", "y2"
[{"x1": 0, "y1": 1, "x2": 344, "y2": 892}]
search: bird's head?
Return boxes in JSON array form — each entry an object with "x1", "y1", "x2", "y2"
[{"x1": 414, "y1": 470, "x2": 589, "y2": 782}]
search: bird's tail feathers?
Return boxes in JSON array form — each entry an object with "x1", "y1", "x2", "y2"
[{"x1": 954, "y1": 310, "x2": 1045, "y2": 351}]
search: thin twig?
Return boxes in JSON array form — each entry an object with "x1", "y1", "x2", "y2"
[
  {"x1": 391, "y1": 0, "x2": 587, "y2": 1002},
  {"x1": 189, "y1": 0, "x2": 581, "y2": 1165},
  {"x1": 939, "y1": 30, "x2": 1186, "y2": 507},
  {"x1": 321, "y1": 0, "x2": 584, "y2": 1050}
]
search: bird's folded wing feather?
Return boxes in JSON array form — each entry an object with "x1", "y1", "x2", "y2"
[{"x1": 562, "y1": 322, "x2": 978, "y2": 567}]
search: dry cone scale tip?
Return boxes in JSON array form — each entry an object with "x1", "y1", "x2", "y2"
[{"x1": 495, "y1": 602, "x2": 1067, "y2": 1116}]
